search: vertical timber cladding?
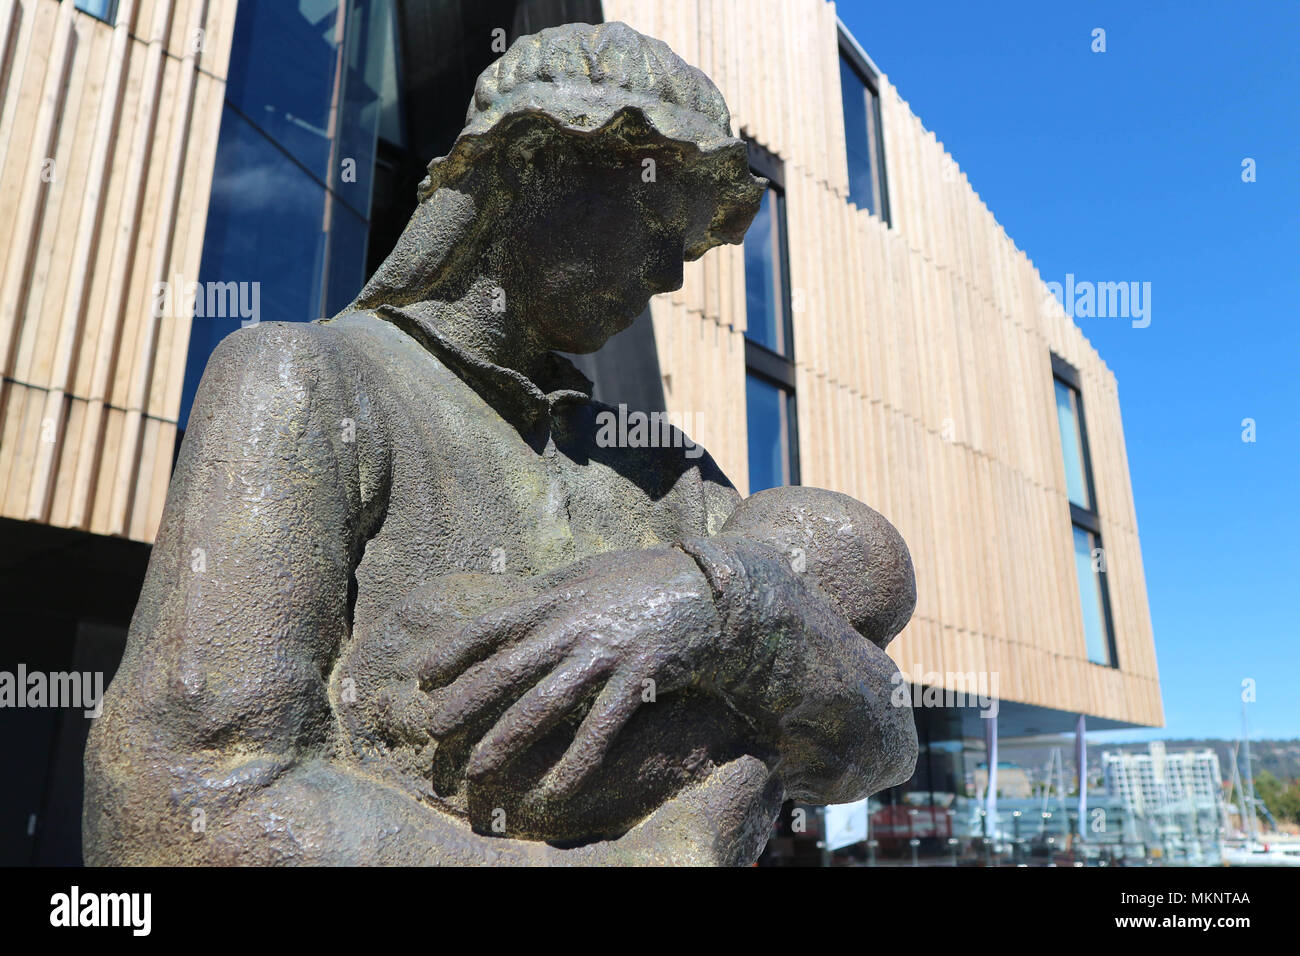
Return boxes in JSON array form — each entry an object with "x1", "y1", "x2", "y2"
[
  {"x1": 604, "y1": 0, "x2": 1161, "y2": 727},
  {"x1": 0, "y1": 0, "x2": 1161, "y2": 726},
  {"x1": 0, "y1": 0, "x2": 236, "y2": 543}
]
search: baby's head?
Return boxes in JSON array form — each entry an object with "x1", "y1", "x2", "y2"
[{"x1": 721, "y1": 486, "x2": 916, "y2": 648}]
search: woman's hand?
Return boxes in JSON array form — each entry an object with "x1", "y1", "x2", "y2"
[
  {"x1": 345, "y1": 535, "x2": 915, "y2": 827},
  {"x1": 416, "y1": 546, "x2": 726, "y2": 804},
  {"x1": 679, "y1": 535, "x2": 918, "y2": 805}
]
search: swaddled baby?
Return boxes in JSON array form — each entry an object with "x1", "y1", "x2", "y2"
[
  {"x1": 717, "y1": 485, "x2": 916, "y2": 652},
  {"x1": 339, "y1": 485, "x2": 916, "y2": 844}
]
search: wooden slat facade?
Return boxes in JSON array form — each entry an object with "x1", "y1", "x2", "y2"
[
  {"x1": 604, "y1": 0, "x2": 1162, "y2": 728},
  {"x1": 0, "y1": 0, "x2": 1161, "y2": 728},
  {"x1": 0, "y1": 0, "x2": 235, "y2": 543}
]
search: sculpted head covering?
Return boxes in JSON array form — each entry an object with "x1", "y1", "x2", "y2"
[{"x1": 418, "y1": 21, "x2": 766, "y2": 258}]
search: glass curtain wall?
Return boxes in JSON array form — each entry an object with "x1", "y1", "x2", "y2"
[{"x1": 180, "y1": 0, "x2": 397, "y2": 428}]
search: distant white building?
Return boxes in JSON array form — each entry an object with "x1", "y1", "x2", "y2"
[
  {"x1": 1102, "y1": 743, "x2": 1226, "y2": 861},
  {"x1": 1103, "y1": 743, "x2": 1222, "y2": 815}
]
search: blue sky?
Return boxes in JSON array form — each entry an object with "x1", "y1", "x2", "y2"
[{"x1": 836, "y1": 0, "x2": 1299, "y2": 741}]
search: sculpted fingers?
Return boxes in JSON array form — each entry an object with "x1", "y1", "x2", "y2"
[
  {"x1": 417, "y1": 589, "x2": 567, "y2": 690},
  {"x1": 535, "y1": 664, "x2": 648, "y2": 803},
  {"x1": 466, "y1": 652, "x2": 618, "y2": 781},
  {"x1": 425, "y1": 630, "x2": 568, "y2": 739}
]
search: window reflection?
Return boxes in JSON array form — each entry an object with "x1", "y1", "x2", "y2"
[
  {"x1": 334, "y1": 0, "x2": 398, "y2": 214},
  {"x1": 1073, "y1": 526, "x2": 1112, "y2": 666},
  {"x1": 743, "y1": 190, "x2": 786, "y2": 356},
  {"x1": 180, "y1": 0, "x2": 394, "y2": 429},
  {"x1": 839, "y1": 52, "x2": 887, "y2": 221},
  {"x1": 1054, "y1": 378, "x2": 1091, "y2": 509},
  {"x1": 225, "y1": 1, "x2": 346, "y2": 185},
  {"x1": 73, "y1": 0, "x2": 117, "y2": 22},
  {"x1": 180, "y1": 106, "x2": 332, "y2": 427},
  {"x1": 1052, "y1": 359, "x2": 1117, "y2": 668},
  {"x1": 746, "y1": 373, "x2": 791, "y2": 493},
  {"x1": 761, "y1": 704, "x2": 1189, "y2": 867},
  {"x1": 323, "y1": 194, "x2": 369, "y2": 318},
  {"x1": 742, "y1": 161, "x2": 798, "y2": 494}
]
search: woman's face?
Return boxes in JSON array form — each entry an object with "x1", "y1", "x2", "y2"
[{"x1": 503, "y1": 145, "x2": 716, "y2": 354}]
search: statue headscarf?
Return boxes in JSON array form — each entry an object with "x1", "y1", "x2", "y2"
[{"x1": 356, "y1": 21, "x2": 765, "y2": 309}]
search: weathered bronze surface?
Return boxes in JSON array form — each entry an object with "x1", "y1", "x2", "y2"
[{"x1": 84, "y1": 21, "x2": 918, "y2": 865}]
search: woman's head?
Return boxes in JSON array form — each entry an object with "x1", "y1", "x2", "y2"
[{"x1": 358, "y1": 22, "x2": 765, "y2": 354}]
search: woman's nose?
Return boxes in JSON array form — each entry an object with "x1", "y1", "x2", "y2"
[{"x1": 643, "y1": 243, "x2": 684, "y2": 294}]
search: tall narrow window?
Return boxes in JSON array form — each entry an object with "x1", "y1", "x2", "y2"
[
  {"x1": 1052, "y1": 354, "x2": 1117, "y2": 667},
  {"x1": 1054, "y1": 378, "x2": 1092, "y2": 510},
  {"x1": 746, "y1": 374, "x2": 794, "y2": 491},
  {"x1": 744, "y1": 190, "x2": 785, "y2": 355},
  {"x1": 1072, "y1": 526, "x2": 1112, "y2": 666},
  {"x1": 743, "y1": 140, "x2": 799, "y2": 493},
  {"x1": 838, "y1": 28, "x2": 890, "y2": 224}
]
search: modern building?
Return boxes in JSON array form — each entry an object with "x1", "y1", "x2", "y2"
[
  {"x1": 1100, "y1": 744, "x2": 1226, "y2": 864},
  {"x1": 1104, "y1": 743, "x2": 1224, "y2": 816},
  {"x1": 0, "y1": 0, "x2": 1162, "y2": 864}
]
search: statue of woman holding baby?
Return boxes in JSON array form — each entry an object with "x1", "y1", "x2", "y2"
[{"x1": 84, "y1": 22, "x2": 918, "y2": 866}]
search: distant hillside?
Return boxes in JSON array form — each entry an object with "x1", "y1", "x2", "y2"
[
  {"x1": 994, "y1": 738, "x2": 1300, "y2": 784},
  {"x1": 1136, "y1": 739, "x2": 1300, "y2": 782}
]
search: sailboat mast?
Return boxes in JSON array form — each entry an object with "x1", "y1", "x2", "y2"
[{"x1": 1241, "y1": 701, "x2": 1258, "y2": 843}]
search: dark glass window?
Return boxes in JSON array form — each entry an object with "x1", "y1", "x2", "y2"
[
  {"x1": 179, "y1": 0, "x2": 395, "y2": 430},
  {"x1": 73, "y1": 0, "x2": 117, "y2": 22},
  {"x1": 1054, "y1": 379, "x2": 1092, "y2": 510},
  {"x1": 363, "y1": 0, "x2": 604, "y2": 276},
  {"x1": 1073, "y1": 526, "x2": 1112, "y2": 666},
  {"x1": 743, "y1": 140, "x2": 799, "y2": 493},
  {"x1": 197, "y1": 104, "x2": 334, "y2": 324},
  {"x1": 226, "y1": 1, "x2": 343, "y2": 186},
  {"x1": 746, "y1": 373, "x2": 794, "y2": 492},
  {"x1": 743, "y1": 189, "x2": 789, "y2": 356},
  {"x1": 839, "y1": 34, "x2": 889, "y2": 224},
  {"x1": 1052, "y1": 355, "x2": 1117, "y2": 668}
]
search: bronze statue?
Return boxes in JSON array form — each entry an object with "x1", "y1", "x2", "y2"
[{"x1": 85, "y1": 21, "x2": 918, "y2": 866}]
